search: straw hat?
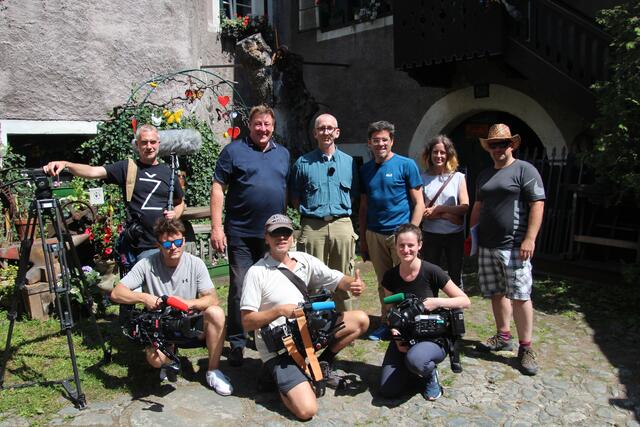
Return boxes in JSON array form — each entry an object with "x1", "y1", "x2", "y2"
[{"x1": 479, "y1": 123, "x2": 521, "y2": 149}]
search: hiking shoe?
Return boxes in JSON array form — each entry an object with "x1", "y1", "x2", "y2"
[
  {"x1": 319, "y1": 361, "x2": 342, "y2": 390},
  {"x1": 476, "y1": 334, "x2": 514, "y2": 352},
  {"x1": 368, "y1": 325, "x2": 390, "y2": 341},
  {"x1": 159, "y1": 361, "x2": 180, "y2": 383},
  {"x1": 423, "y1": 368, "x2": 442, "y2": 401},
  {"x1": 207, "y1": 369, "x2": 233, "y2": 396},
  {"x1": 518, "y1": 346, "x2": 539, "y2": 376}
]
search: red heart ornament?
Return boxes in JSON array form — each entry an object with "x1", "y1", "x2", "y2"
[
  {"x1": 131, "y1": 117, "x2": 137, "y2": 133},
  {"x1": 227, "y1": 127, "x2": 240, "y2": 139},
  {"x1": 218, "y1": 95, "x2": 230, "y2": 107}
]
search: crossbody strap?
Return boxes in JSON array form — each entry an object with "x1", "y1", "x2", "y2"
[
  {"x1": 125, "y1": 158, "x2": 137, "y2": 203},
  {"x1": 427, "y1": 173, "x2": 456, "y2": 208}
]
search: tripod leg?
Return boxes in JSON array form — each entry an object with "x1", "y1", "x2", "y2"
[
  {"x1": 58, "y1": 291, "x2": 87, "y2": 409},
  {"x1": 56, "y1": 202, "x2": 112, "y2": 363}
]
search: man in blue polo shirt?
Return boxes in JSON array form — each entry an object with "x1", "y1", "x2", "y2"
[
  {"x1": 359, "y1": 120, "x2": 425, "y2": 340},
  {"x1": 210, "y1": 105, "x2": 290, "y2": 366},
  {"x1": 290, "y1": 113, "x2": 359, "y2": 312}
]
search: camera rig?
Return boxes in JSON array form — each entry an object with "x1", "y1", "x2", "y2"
[
  {"x1": 384, "y1": 292, "x2": 465, "y2": 373},
  {"x1": 261, "y1": 291, "x2": 344, "y2": 396},
  {"x1": 121, "y1": 295, "x2": 204, "y2": 366}
]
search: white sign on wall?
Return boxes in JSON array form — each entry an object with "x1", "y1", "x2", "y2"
[{"x1": 89, "y1": 188, "x2": 104, "y2": 206}]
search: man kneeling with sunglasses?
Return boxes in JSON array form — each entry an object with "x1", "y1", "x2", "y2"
[{"x1": 111, "y1": 218, "x2": 232, "y2": 395}]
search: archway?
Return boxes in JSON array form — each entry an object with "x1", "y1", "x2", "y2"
[
  {"x1": 448, "y1": 111, "x2": 544, "y2": 202},
  {"x1": 408, "y1": 84, "x2": 566, "y2": 161}
]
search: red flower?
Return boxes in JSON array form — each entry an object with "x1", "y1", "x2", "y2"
[{"x1": 103, "y1": 247, "x2": 113, "y2": 256}]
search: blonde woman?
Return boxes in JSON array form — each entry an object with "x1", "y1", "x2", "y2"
[{"x1": 421, "y1": 135, "x2": 469, "y2": 288}]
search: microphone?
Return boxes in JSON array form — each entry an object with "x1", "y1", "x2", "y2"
[
  {"x1": 163, "y1": 295, "x2": 189, "y2": 312},
  {"x1": 157, "y1": 128, "x2": 203, "y2": 156},
  {"x1": 383, "y1": 293, "x2": 406, "y2": 304},
  {"x1": 310, "y1": 301, "x2": 336, "y2": 312}
]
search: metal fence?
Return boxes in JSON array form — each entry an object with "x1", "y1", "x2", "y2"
[{"x1": 519, "y1": 147, "x2": 639, "y2": 263}]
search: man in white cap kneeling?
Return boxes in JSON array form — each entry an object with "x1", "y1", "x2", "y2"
[{"x1": 240, "y1": 214, "x2": 369, "y2": 420}]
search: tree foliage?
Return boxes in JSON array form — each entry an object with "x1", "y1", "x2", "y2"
[{"x1": 588, "y1": 2, "x2": 640, "y2": 202}]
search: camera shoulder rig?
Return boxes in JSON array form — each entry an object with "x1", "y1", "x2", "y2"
[
  {"x1": 121, "y1": 295, "x2": 203, "y2": 365},
  {"x1": 261, "y1": 291, "x2": 344, "y2": 395},
  {"x1": 384, "y1": 292, "x2": 466, "y2": 373}
]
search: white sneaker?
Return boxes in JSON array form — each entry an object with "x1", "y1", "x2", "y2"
[{"x1": 206, "y1": 369, "x2": 233, "y2": 396}]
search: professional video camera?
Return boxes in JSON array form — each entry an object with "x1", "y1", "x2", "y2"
[
  {"x1": 261, "y1": 291, "x2": 344, "y2": 355},
  {"x1": 384, "y1": 292, "x2": 465, "y2": 372},
  {"x1": 121, "y1": 295, "x2": 203, "y2": 364}
]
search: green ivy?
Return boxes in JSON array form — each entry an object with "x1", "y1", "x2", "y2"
[
  {"x1": 180, "y1": 117, "x2": 221, "y2": 206},
  {"x1": 78, "y1": 104, "x2": 220, "y2": 209}
]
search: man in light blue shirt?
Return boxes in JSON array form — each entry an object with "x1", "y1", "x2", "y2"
[{"x1": 290, "y1": 113, "x2": 359, "y2": 312}]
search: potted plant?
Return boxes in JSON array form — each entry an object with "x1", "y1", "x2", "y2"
[{"x1": 219, "y1": 15, "x2": 274, "y2": 54}]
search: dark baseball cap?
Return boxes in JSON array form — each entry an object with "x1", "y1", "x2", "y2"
[{"x1": 264, "y1": 214, "x2": 294, "y2": 233}]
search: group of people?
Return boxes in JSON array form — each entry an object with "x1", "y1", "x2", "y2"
[{"x1": 43, "y1": 105, "x2": 545, "y2": 420}]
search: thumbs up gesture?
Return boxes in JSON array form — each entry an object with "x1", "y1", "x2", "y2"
[{"x1": 348, "y1": 268, "x2": 365, "y2": 296}]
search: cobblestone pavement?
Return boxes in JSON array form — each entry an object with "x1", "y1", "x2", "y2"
[{"x1": 4, "y1": 263, "x2": 639, "y2": 426}]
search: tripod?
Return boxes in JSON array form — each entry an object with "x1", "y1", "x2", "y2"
[{"x1": 0, "y1": 175, "x2": 111, "y2": 409}]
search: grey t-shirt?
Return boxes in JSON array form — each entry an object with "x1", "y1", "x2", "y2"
[
  {"x1": 120, "y1": 252, "x2": 214, "y2": 299},
  {"x1": 476, "y1": 160, "x2": 545, "y2": 249}
]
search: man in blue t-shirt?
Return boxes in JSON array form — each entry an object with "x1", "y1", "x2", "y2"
[
  {"x1": 209, "y1": 105, "x2": 290, "y2": 366},
  {"x1": 358, "y1": 120, "x2": 425, "y2": 340}
]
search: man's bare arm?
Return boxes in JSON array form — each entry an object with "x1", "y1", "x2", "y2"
[
  {"x1": 210, "y1": 180, "x2": 227, "y2": 253},
  {"x1": 241, "y1": 306, "x2": 297, "y2": 331},
  {"x1": 187, "y1": 288, "x2": 219, "y2": 312},
  {"x1": 520, "y1": 200, "x2": 545, "y2": 260},
  {"x1": 44, "y1": 161, "x2": 107, "y2": 179},
  {"x1": 408, "y1": 187, "x2": 425, "y2": 226}
]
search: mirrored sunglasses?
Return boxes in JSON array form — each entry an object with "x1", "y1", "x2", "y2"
[{"x1": 161, "y1": 239, "x2": 184, "y2": 249}]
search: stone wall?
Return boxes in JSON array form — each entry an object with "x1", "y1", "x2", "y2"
[{"x1": 0, "y1": 0, "x2": 231, "y2": 121}]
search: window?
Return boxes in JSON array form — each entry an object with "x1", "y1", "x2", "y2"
[
  {"x1": 208, "y1": 0, "x2": 266, "y2": 33},
  {"x1": 222, "y1": 0, "x2": 253, "y2": 18},
  {"x1": 316, "y1": 0, "x2": 392, "y2": 31}
]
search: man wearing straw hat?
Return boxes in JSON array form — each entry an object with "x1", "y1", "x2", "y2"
[{"x1": 470, "y1": 123, "x2": 545, "y2": 376}]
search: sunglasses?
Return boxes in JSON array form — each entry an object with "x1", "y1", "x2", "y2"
[
  {"x1": 160, "y1": 238, "x2": 184, "y2": 249},
  {"x1": 268, "y1": 229, "x2": 293, "y2": 238},
  {"x1": 487, "y1": 140, "x2": 512, "y2": 150}
]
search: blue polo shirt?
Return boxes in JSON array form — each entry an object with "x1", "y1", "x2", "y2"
[
  {"x1": 360, "y1": 154, "x2": 423, "y2": 234},
  {"x1": 213, "y1": 137, "x2": 290, "y2": 238},
  {"x1": 289, "y1": 148, "x2": 359, "y2": 218}
]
